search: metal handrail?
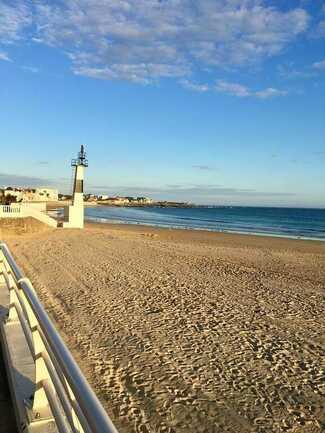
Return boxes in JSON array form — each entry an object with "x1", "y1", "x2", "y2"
[
  {"x1": 0, "y1": 242, "x2": 118, "y2": 433},
  {"x1": 0, "y1": 244, "x2": 24, "y2": 280}
]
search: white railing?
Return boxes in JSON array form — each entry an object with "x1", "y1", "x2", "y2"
[
  {"x1": 0, "y1": 242, "x2": 118, "y2": 433},
  {"x1": 0, "y1": 204, "x2": 57, "y2": 227},
  {"x1": 0, "y1": 205, "x2": 22, "y2": 215}
]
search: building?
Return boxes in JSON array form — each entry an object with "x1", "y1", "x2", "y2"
[
  {"x1": 108, "y1": 196, "x2": 130, "y2": 205},
  {"x1": 3, "y1": 188, "x2": 23, "y2": 202},
  {"x1": 34, "y1": 188, "x2": 58, "y2": 201},
  {"x1": 96, "y1": 195, "x2": 154, "y2": 205},
  {"x1": 136, "y1": 197, "x2": 153, "y2": 204},
  {"x1": 1, "y1": 187, "x2": 58, "y2": 202}
]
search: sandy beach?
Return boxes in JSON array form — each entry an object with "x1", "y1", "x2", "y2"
[{"x1": 4, "y1": 222, "x2": 325, "y2": 433}]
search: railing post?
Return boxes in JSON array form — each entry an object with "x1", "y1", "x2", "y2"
[
  {"x1": 17, "y1": 279, "x2": 54, "y2": 422},
  {"x1": 31, "y1": 330, "x2": 54, "y2": 421},
  {"x1": 8, "y1": 285, "x2": 20, "y2": 322},
  {"x1": 0, "y1": 253, "x2": 19, "y2": 322},
  {"x1": 0, "y1": 243, "x2": 118, "y2": 433}
]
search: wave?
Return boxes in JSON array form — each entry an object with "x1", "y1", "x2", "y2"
[{"x1": 85, "y1": 206, "x2": 325, "y2": 241}]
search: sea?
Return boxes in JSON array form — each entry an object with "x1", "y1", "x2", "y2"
[{"x1": 85, "y1": 206, "x2": 325, "y2": 241}]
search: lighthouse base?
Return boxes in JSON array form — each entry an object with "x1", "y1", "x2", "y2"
[{"x1": 63, "y1": 205, "x2": 84, "y2": 228}]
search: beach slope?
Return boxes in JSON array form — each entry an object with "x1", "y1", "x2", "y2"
[{"x1": 6, "y1": 223, "x2": 325, "y2": 433}]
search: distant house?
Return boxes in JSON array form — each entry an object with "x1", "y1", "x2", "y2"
[
  {"x1": 96, "y1": 195, "x2": 154, "y2": 205},
  {"x1": 84, "y1": 194, "x2": 98, "y2": 202},
  {"x1": 33, "y1": 188, "x2": 58, "y2": 201},
  {"x1": 137, "y1": 197, "x2": 153, "y2": 204},
  {"x1": 109, "y1": 196, "x2": 130, "y2": 205},
  {"x1": 2, "y1": 187, "x2": 58, "y2": 202},
  {"x1": 4, "y1": 188, "x2": 23, "y2": 202}
]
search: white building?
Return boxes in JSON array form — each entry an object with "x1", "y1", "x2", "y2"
[
  {"x1": 3, "y1": 187, "x2": 58, "y2": 202},
  {"x1": 136, "y1": 197, "x2": 153, "y2": 204},
  {"x1": 3, "y1": 189, "x2": 23, "y2": 202},
  {"x1": 34, "y1": 188, "x2": 58, "y2": 201}
]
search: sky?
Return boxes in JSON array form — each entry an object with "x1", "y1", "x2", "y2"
[{"x1": 0, "y1": 0, "x2": 325, "y2": 207}]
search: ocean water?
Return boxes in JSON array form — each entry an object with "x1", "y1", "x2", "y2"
[{"x1": 84, "y1": 206, "x2": 325, "y2": 241}]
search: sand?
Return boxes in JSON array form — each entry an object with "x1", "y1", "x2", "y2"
[{"x1": 4, "y1": 223, "x2": 325, "y2": 433}]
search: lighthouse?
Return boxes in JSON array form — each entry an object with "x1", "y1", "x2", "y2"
[{"x1": 63, "y1": 145, "x2": 88, "y2": 228}]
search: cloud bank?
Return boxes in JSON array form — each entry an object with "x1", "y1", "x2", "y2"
[
  {"x1": 216, "y1": 80, "x2": 287, "y2": 98},
  {"x1": 90, "y1": 184, "x2": 296, "y2": 204},
  {"x1": 0, "y1": 172, "x2": 54, "y2": 188},
  {"x1": 180, "y1": 79, "x2": 287, "y2": 98},
  {"x1": 312, "y1": 60, "x2": 325, "y2": 71},
  {"x1": 0, "y1": 0, "x2": 310, "y2": 87},
  {"x1": 0, "y1": 51, "x2": 11, "y2": 62}
]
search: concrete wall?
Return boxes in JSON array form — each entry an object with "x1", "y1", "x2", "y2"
[
  {"x1": 63, "y1": 205, "x2": 84, "y2": 228},
  {"x1": 0, "y1": 204, "x2": 57, "y2": 228}
]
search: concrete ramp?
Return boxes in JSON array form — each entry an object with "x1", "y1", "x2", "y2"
[{"x1": 0, "y1": 281, "x2": 18, "y2": 433}]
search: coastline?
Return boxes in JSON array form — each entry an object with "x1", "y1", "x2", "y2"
[
  {"x1": 84, "y1": 221, "x2": 325, "y2": 253},
  {"x1": 84, "y1": 205, "x2": 325, "y2": 242},
  {"x1": 46, "y1": 203, "x2": 325, "y2": 242},
  {"x1": 85, "y1": 216, "x2": 325, "y2": 243}
]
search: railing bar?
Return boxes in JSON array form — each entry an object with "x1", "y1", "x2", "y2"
[
  {"x1": 1, "y1": 264, "x2": 13, "y2": 290},
  {"x1": 2, "y1": 266, "x2": 34, "y2": 336},
  {"x1": 42, "y1": 352, "x2": 81, "y2": 433},
  {"x1": 13, "y1": 276, "x2": 85, "y2": 433},
  {"x1": 0, "y1": 243, "x2": 118, "y2": 433},
  {"x1": 15, "y1": 286, "x2": 81, "y2": 432},
  {"x1": 0, "y1": 243, "x2": 24, "y2": 281},
  {"x1": 37, "y1": 324, "x2": 76, "y2": 409},
  {"x1": 11, "y1": 283, "x2": 35, "y2": 331},
  {"x1": 42, "y1": 379, "x2": 72, "y2": 433},
  {"x1": 1, "y1": 258, "x2": 14, "y2": 280},
  {"x1": 15, "y1": 275, "x2": 81, "y2": 431},
  {"x1": 41, "y1": 332, "x2": 92, "y2": 433},
  {"x1": 13, "y1": 301, "x2": 34, "y2": 356},
  {"x1": 70, "y1": 398, "x2": 93, "y2": 433},
  {"x1": 19, "y1": 280, "x2": 118, "y2": 433}
]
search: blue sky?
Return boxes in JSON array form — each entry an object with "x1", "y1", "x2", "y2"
[{"x1": 0, "y1": 0, "x2": 325, "y2": 207}]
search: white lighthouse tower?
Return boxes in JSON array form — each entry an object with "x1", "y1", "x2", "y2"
[{"x1": 63, "y1": 145, "x2": 88, "y2": 228}]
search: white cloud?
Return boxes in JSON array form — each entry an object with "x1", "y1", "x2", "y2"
[
  {"x1": 0, "y1": 0, "x2": 309, "y2": 82},
  {"x1": 88, "y1": 183, "x2": 297, "y2": 206},
  {"x1": 312, "y1": 59, "x2": 325, "y2": 70},
  {"x1": 312, "y1": 20, "x2": 325, "y2": 38},
  {"x1": 277, "y1": 63, "x2": 316, "y2": 80},
  {"x1": 0, "y1": 1, "x2": 31, "y2": 43},
  {"x1": 0, "y1": 1, "x2": 311, "y2": 84},
  {"x1": 21, "y1": 65, "x2": 40, "y2": 73},
  {"x1": 74, "y1": 63, "x2": 189, "y2": 84},
  {"x1": 180, "y1": 79, "x2": 209, "y2": 92},
  {"x1": 216, "y1": 80, "x2": 287, "y2": 98},
  {"x1": 255, "y1": 87, "x2": 288, "y2": 99},
  {"x1": 216, "y1": 80, "x2": 251, "y2": 97},
  {"x1": 0, "y1": 51, "x2": 11, "y2": 62},
  {"x1": 192, "y1": 165, "x2": 217, "y2": 171},
  {"x1": 0, "y1": 172, "x2": 54, "y2": 188}
]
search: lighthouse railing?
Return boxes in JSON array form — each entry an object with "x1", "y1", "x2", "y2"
[{"x1": 0, "y1": 242, "x2": 118, "y2": 433}]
